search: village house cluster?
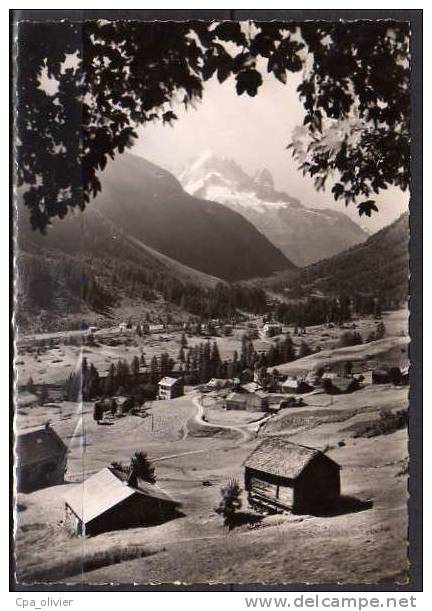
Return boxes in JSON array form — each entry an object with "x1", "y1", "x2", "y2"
[{"x1": 15, "y1": 314, "x2": 409, "y2": 539}]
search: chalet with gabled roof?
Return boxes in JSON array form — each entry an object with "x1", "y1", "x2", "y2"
[
  {"x1": 244, "y1": 437, "x2": 341, "y2": 514},
  {"x1": 16, "y1": 423, "x2": 68, "y2": 492},
  {"x1": 63, "y1": 467, "x2": 180, "y2": 536},
  {"x1": 281, "y1": 376, "x2": 312, "y2": 394},
  {"x1": 225, "y1": 389, "x2": 269, "y2": 412}
]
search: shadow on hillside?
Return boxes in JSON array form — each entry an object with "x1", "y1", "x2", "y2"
[
  {"x1": 226, "y1": 511, "x2": 263, "y2": 530},
  {"x1": 309, "y1": 495, "x2": 373, "y2": 517}
]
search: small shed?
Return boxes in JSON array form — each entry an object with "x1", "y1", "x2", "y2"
[
  {"x1": 16, "y1": 424, "x2": 68, "y2": 492},
  {"x1": 244, "y1": 437, "x2": 341, "y2": 514},
  {"x1": 225, "y1": 390, "x2": 268, "y2": 412},
  {"x1": 241, "y1": 382, "x2": 263, "y2": 394},
  {"x1": 323, "y1": 375, "x2": 359, "y2": 394},
  {"x1": 113, "y1": 395, "x2": 135, "y2": 415},
  {"x1": 305, "y1": 371, "x2": 321, "y2": 387},
  {"x1": 400, "y1": 367, "x2": 409, "y2": 386},
  {"x1": 238, "y1": 368, "x2": 254, "y2": 384},
  {"x1": 262, "y1": 323, "x2": 282, "y2": 338},
  {"x1": 158, "y1": 376, "x2": 184, "y2": 400},
  {"x1": 372, "y1": 367, "x2": 403, "y2": 385},
  {"x1": 206, "y1": 378, "x2": 231, "y2": 391},
  {"x1": 64, "y1": 467, "x2": 180, "y2": 536},
  {"x1": 281, "y1": 377, "x2": 311, "y2": 394},
  {"x1": 225, "y1": 392, "x2": 248, "y2": 411}
]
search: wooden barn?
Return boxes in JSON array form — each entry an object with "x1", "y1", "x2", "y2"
[
  {"x1": 225, "y1": 390, "x2": 269, "y2": 412},
  {"x1": 241, "y1": 382, "x2": 263, "y2": 394},
  {"x1": 63, "y1": 467, "x2": 181, "y2": 536},
  {"x1": 114, "y1": 395, "x2": 135, "y2": 415},
  {"x1": 281, "y1": 377, "x2": 312, "y2": 394},
  {"x1": 262, "y1": 323, "x2": 282, "y2": 338},
  {"x1": 158, "y1": 376, "x2": 184, "y2": 400},
  {"x1": 244, "y1": 437, "x2": 341, "y2": 514},
  {"x1": 206, "y1": 378, "x2": 232, "y2": 391},
  {"x1": 238, "y1": 368, "x2": 254, "y2": 384},
  {"x1": 372, "y1": 367, "x2": 403, "y2": 385},
  {"x1": 322, "y1": 375, "x2": 359, "y2": 394},
  {"x1": 16, "y1": 423, "x2": 68, "y2": 492}
]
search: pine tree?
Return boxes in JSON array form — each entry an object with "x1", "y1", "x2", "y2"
[
  {"x1": 215, "y1": 478, "x2": 242, "y2": 530},
  {"x1": 131, "y1": 355, "x2": 140, "y2": 378},
  {"x1": 104, "y1": 363, "x2": 116, "y2": 396},
  {"x1": 39, "y1": 384, "x2": 49, "y2": 404},
  {"x1": 210, "y1": 341, "x2": 222, "y2": 377},
  {"x1": 85, "y1": 363, "x2": 100, "y2": 399},
  {"x1": 93, "y1": 401, "x2": 103, "y2": 424},
  {"x1": 27, "y1": 376, "x2": 35, "y2": 393},
  {"x1": 160, "y1": 352, "x2": 170, "y2": 378},
  {"x1": 149, "y1": 356, "x2": 159, "y2": 385},
  {"x1": 298, "y1": 340, "x2": 313, "y2": 358},
  {"x1": 375, "y1": 321, "x2": 386, "y2": 340},
  {"x1": 344, "y1": 361, "x2": 354, "y2": 377},
  {"x1": 281, "y1": 333, "x2": 296, "y2": 363},
  {"x1": 129, "y1": 451, "x2": 156, "y2": 484}
]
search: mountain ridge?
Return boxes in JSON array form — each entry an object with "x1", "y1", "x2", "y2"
[
  {"x1": 18, "y1": 153, "x2": 294, "y2": 283},
  {"x1": 261, "y1": 212, "x2": 409, "y2": 305},
  {"x1": 180, "y1": 151, "x2": 369, "y2": 267}
]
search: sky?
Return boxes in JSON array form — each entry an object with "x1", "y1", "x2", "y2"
[{"x1": 133, "y1": 67, "x2": 409, "y2": 233}]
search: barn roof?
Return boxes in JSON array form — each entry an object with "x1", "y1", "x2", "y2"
[
  {"x1": 329, "y1": 376, "x2": 357, "y2": 391},
  {"x1": 158, "y1": 376, "x2": 181, "y2": 387},
  {"x1": 226, "y1": 392, "x2": 247, "y2": 404},
  {"x1": 241, "y1": 382, "x2": 263, "y2": 394},
  {"x1": 113, "y1": 395, "x2": 132, "y2": 405},
  {"x1": 281, "y1": 377, "x2": 302, "y2": 389},
  {"x1": 64, "y1": 467, "x2": 178, "y2": 525},
  {"x1": 245, "y1": 437, "x2": 339, "y2": 480},
  {"x1": 207, "y1": 378, "x2": 226, "y2": 387},
  {"x1": 16, "y1": 425, "x2": 67, "y2": 468}
]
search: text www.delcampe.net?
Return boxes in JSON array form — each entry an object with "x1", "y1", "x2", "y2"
[{"x1": 244, "y1": 596, "x2": 418, "y2": 609}]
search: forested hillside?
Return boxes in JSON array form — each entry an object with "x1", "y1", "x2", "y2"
[
  {"x1": 20, "y1": 153, "x2": 291, "y2": 282},
  {"x1": 266, "y1": 213, "x2": 409, "y2": 307}
]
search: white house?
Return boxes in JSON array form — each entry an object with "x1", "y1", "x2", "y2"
[{"x1": 158, "y1": 377, "x2": 184, "y2": 400}]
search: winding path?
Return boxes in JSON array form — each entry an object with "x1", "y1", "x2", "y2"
[
  {"x1": 191, "y1": 395, "x2": 251, "y2": 441},
  {"x1": 153, "y1": 393, "x2": 270, "y2": 464}
]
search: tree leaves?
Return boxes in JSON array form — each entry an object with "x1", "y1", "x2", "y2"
[
  {"x1": 358, "y1": 200, "x2": 379, "y2": 217},
  {"x1": 213, "y1": 21, "x2": 247, "y2": 47},
  {"x1": 15, "y1": 19, "x2": 410, "y2": 230},
  {"x1": 235, "y1": 68, "x2": 263, "y2": 96},
  {"x1": 162, "y1": 111, "x2": 178, "y2": 125}
]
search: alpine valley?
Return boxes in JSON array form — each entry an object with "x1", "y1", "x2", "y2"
[{"x1": 180, "y1": 151, "x2": 369, "y2": 267}]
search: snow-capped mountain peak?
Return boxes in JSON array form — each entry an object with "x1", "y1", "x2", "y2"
[
  {"x1": 179, "y1": 152, "x2": 368, "y2": 267},
  {"x1": 254, "y1": 167, "x2": 274, "y2": 189}
]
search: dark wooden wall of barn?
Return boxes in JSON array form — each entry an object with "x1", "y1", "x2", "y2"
[
  {"x1": 295, "y1": 455, "x2": 341, "y2": 512},
  {"x1": 17, "y1": 455, "x2": 67, "y2": 493},
  {"x1": 245, "y1": 457, "x2": 340, "y2": 514},
  {"x1": 83, "y1": 494, "x2": 179, "y2": 536},
  {"x1": 245, "y1": 467, "x2": 295, "y2": 509}
]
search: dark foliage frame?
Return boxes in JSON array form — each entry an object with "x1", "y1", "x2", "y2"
[{"x1": 10, "y1": 8, "x2": 423, "y2": 593}]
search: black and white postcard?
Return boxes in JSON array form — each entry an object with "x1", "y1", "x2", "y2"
[{"x1": 11, "y1": 10, "x2": 422, "y2": 589}]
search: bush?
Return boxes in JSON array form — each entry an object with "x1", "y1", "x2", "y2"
[
  {"x1": 338, "y1": 331, "x2": 363, "y2": 348},
  {"x1": 352, "y1": 409, "x2": 407, "y2": 438}
]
